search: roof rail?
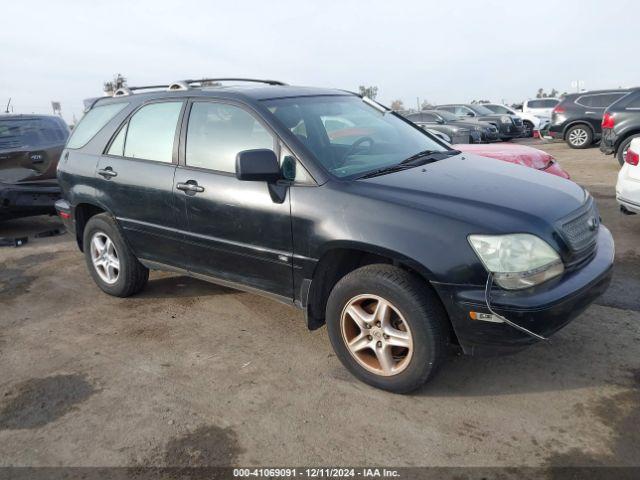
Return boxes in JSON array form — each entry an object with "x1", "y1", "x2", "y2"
[{"x1": 110, "y1": 78, "x2": 287, "y2": 97}]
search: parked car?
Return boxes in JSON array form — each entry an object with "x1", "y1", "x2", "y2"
[
  {"x1": 599, "y1": 87, "x2": 640, "y2": 165},
  {"x1": 616, "y1": 137, "x2": 640, "y2": 214},
  {"x1": 434, "y1": 104, "x2": 524, "y2": 140},
  {"x1": 405, "y1": 110, "x2": 498, "y2": 143},
  {"x1": 482, "y1": 104, "x2": 549, "y2": 138},
  {"x1": 0, "y1": 114, "x2": 69, "y2": 220},
  {"x1": 522, "y1": 98, "x2": 560, "y2": 118},
  {"x1": 56, "y1": 78, "x2": 613, "y2": 393},
  {"x1": 548, "y1": 89, "x2": 630, "y2": 149},
  {"x1": 455, "y1": 143, "x2": 570, "y2": 179}
]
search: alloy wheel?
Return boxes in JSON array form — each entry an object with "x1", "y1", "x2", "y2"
[
  {"x1": 90, "y1": 231, "x2": 120, "y2": 284},
  {"x1": 568, "y1": 128, "x2": 588, "y2": 147},
  {"x1": 340, "y1": 294, "x2": 413, "y2": 376}
]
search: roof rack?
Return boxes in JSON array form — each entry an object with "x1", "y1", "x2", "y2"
[{"x1": 112, "y1": 78, "x2": 287, "y2": 97}]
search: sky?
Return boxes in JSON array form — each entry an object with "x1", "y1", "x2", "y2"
[{"x1": 1, "y1": 0, "x2": 638, "y2": 123}]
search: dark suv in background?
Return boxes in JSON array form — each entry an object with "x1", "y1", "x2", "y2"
[
  {"x1": 404, "y1": 110, "x2": 499, "y2": 143},
  {"x1": 0, "y1": 114, "x2": 69, "y2": 219},
  {"x1": 434, "y1": 104, "x2": 523, "y2": 141},
  {"x1": 548, "y1": 89, "x2": 629, "y2": 149},
  {"x1": 56, "y1": 78, "x2": 613, "y2": 393},
  {"x1": 600, "y1": 87, "x2": 640, "y2": 165}
]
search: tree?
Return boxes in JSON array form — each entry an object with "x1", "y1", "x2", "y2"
[
  {"x1": 536, "y1": 88, "x2": 545, "y2": 99},
  {"x1": 420, "y1": 99, "x2": 434, "y2": 110},
  {"x1": 358, "y1": 85, "x2": 378, "y2": 100},
  {"x1": 103, "y1": 74, "x2": 127, "y2": 95},
  {"x1": 390, "y1": 99, "x2": 404, "y2": 111},
  {"x1": 549, "y1": 88, "x2": 559, "y2": 98}
]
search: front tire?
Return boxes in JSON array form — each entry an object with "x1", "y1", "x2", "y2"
[
  {"x1": 522, "y1": 121, "x2": 534, "y2": 138},
  {"x1": 566, "y1": 124, "x2": 593, "y2": 149},
  {"x1": 326, "y1": 264, "x2": 448, "y2": 393},
  {"x1": 83, "y1": 213, "x2": 149, "y2": 297}
]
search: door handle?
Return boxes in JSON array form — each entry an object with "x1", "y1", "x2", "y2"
[
  {"x1": 176, "y1": 181, "x2": 205, "y2": 193},
  {"x1": 98, "y1": 167, "x2": 117, "y2": 178}
]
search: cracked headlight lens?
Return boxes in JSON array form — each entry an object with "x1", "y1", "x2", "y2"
[{"x1": 468, "y1": 234, "x2": 564, "y2": 290}]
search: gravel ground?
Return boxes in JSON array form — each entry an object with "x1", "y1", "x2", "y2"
[{"x1": 0, "y1": 140, "x2": 638, "y2": 475}]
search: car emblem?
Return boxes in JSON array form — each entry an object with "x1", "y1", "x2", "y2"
[{"x1": 587, "y1": 216, "x2": 599, "y2": 231}]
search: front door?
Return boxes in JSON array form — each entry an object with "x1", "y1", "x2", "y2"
[
  {"x1": 174, "y1": 100, "x2": 293, "y2": 300},
  {"x1": 95, "y1": 100, "x2": 185, "y2": 266}
]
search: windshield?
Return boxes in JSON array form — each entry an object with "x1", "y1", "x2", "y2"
[
  {"x1": 484, "y1": 105, "x2": 511, "y2": 115},
  {"x1": 470, "y1": 105, "x2": 494, "y2": 115},
  {"x1": 264, "y1": 96, "x2": 446, "y2": 178},
  {"x1": 0, "y1": 117, "x2": 69, "y2": 150},
  {"x1": 435, "y1": 111, "x2": 459, "y2": 121}
]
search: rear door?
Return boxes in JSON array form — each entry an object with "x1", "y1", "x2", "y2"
[
  {"x1": 96, "y1": 100, "x2": 186, "y2": 266},
  {"x1": 576, "y1": 93, "x2": 627, "y2": 133},
  {"x1": 173, "y1": 100, "x2": 294, "y2": 300}
]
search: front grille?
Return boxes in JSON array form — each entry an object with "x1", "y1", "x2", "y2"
[
  {"x1": 557, "y1": 199, "x2": 599, "y2": 269},
  {"x1": 512, "y1": 117, "x2": 523, "y2": 127}
]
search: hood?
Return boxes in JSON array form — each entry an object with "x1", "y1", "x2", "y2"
[
  {"x1": 453, "y1": 143, "x2": 553, "y2": 170},
  {"x1": 357, "y1": 153, "x2": 585, "y2": 232}
]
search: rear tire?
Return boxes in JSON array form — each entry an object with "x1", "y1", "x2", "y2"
[
  {"x1": 83, "y1": 213, "x2": 149, "y2": 297},
  {"x1": 566, "y1": 124, "x2": 593, "y2": 149},
  {"x1": 617, "y1": 134, "x2": 640, "y2": 166},
  {"x1": 326, "y1": 264, "x2": 448, "y2": 393}
]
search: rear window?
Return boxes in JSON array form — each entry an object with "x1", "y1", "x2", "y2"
[
  {"x1": 626, "y1": 95, "x2": 640, "y2": 109},
  {"x1": 576, "y1": 93, "x2": 625, "y2": 108},
  {"x1": 526, "y1": 99, "x2": 559, "y2": 108},
  {"x1": 0, "y1": 117, "x2": 69, "y2": 150},
  {"x1": 67, "y1": 103, "x2": 128, "y2": 149}
]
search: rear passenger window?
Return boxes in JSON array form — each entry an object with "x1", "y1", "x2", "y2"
[
  {"x1": 67, "y1": 103, "x2": 128, "y2": 149},
  {"x1": 627, "y1": 96, "x2": 640, "y2": 108},
  {"x1": 124, "y1": 102, "x2": 182, "y2": 163},
  {"x1": 186, "y1": 102, "x2": 274, "y2": 172}
]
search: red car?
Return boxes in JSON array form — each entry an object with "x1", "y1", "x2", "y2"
[{"x1": 454, "y1": 143, "x2": 570, "y2": 179}]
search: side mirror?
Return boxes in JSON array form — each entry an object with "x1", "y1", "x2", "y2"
[
  {"x1": 466, "y1": 112, "x2": 475, "y2": 117},
  {"x1": 235, "y1": 149, "x2": 281, "y2": 182},
  {"x1": 437, "y1": 118, "x2": 445, "y2": 124}
]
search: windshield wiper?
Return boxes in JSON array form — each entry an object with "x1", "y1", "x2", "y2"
[{"x1": 357, "y1": 149, "x2": 461, "y2": 179}]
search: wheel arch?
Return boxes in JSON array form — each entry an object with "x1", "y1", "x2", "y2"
[
  {"x1": 303, "y1": 242, "x2": 457, "y2": 343},
  {"x1": 562, "y1": 120, "x2": 594, "y2": 139},
  {"x1": 614, "y1": 128, "x2": 640, "y2": 153},
  {"x1": 73, "y1": 201, "x2": 112, "y2": 251}
]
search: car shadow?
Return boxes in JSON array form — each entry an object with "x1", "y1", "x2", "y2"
[{"x1": 136, "y1": 274, "x2": 236, "y2": 299}]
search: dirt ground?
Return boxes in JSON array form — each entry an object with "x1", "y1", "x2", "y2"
[{"x1": 0, "y1": 140, "x2": 638, "y2": 474}]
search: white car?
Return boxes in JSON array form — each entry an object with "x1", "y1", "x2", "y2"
[
  {"x1": 522, "y1": 98, "x2": 561, "y2": 118},
  {"x1": 483, "y1": 103, "x2": 550, "y2": 137},
  {"x1": 616, "y1": 137, "x2": 640, "y2": 214}
]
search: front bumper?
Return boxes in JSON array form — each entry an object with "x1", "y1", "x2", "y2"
[
  {"x1": 480, "y1": 130, "x2": 500, "y2": 143},
  {"x1": 433, "y1": 227, "x2": 614, "y2": 356},
  {"x1": 498, "y1": 123, "x2": 524, "y2": 139},
  {"x1": 0, "y1": 181, "x2": 61, "y2": 219}
]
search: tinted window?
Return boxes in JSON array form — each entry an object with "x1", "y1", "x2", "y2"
[
  {"x1": 124, "y1": 102, "x2": 182, "y2": 163},
  {"x1": 107, "y1": 124, "x2": 127, "y2": 156},
  {"x1": 0, "y1": 117, "x2": 69, "y2": 150},
  {"x1": 421, "y1": 113, "x2": 438, "y2": 122},
  {"x1": 404, "y1": 113, "x2": 422, "y2": 122},
  {"x1": 627, "y1": 95, "x2": 640, "y2": 108},
  {"x1": 434, "y1": 111, "x2": 458, "y2": 122},
  {"x1": 67, "y1": 103, "x2": 127, "y2": 149},
  {"x1": 265, "y1": 96, "x2": 445, "y2": 179},
  {"x1": 454, "y1": 106, "x2": 474, "y2": 116},
  {"x1": 577, "y1": 94, "x2": 624, "y2": 108},
  {"x1": 468, "y1": 105, "x2": 493, "y2": 115},
  {"x1": 527, "y1": 99, "x2": 559, "y2": 108},
  {"x1": 485, "y1": 105, "x2": 510, "y2": 114},
  {"x1": 186, "y1": 102, "x2": 274, "y2": 172}
]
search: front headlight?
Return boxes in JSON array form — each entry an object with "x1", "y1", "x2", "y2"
[
  {"x1": 468, "y1": 234, "x2": 564, "y2": 290},
  {"x1": 474, "y1": 126, "x2": 482, "y2": 131},
  {"x1": 500, "y1": 115, "x2": 512, "y2": 124}
]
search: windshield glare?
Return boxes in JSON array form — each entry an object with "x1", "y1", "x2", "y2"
[
  {"x1": 436, "y1": 111, "x2": 459, "y2": 121},
  {"x1": 470, "y1": 105, "x2": 494, "y2": 115},
  {"x1": 264, "y1": 96, "x2": 447, "y2": 178}
]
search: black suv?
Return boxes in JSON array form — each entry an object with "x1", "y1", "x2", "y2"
[
  {"x1": 404, "y1": 110, "x2": 499, "y2": 143},
  {"x1": 600, "y1": 87, "x2": 640, "y2": 165},
  {"x1": 434, "y1": 104, "x2": 524, "y2": 140},
  {"x1": 548, "y1": 90, "x2": 630, "y2": 149},
  {"x1": 56, "y1": 79, "x2": 613, "y2": 393},
  {"x1": 1, "y1": 114, "x2": 69, "y2": 219}
]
